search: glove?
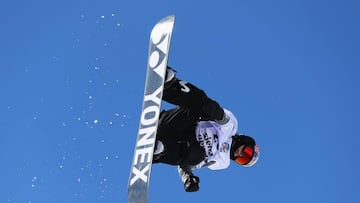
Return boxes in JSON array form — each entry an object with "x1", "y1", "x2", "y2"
[{"x1": 184, "y1": 175, "x2": 200, "y2": 192}]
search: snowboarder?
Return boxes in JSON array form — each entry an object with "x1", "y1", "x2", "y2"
[{"x1": 153, "y1": 67, "x2": 260, "y2": 192}]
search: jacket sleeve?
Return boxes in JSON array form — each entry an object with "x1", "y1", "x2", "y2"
[
  {"x1": 163, "y1": 78, "x2": 226, "y2": 121},
  {"x1": 178, "y1": 164, "x2": 194, "y2": 183}
]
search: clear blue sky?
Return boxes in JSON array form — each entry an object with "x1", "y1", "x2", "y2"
[{"x1": 1, "y1": 0, "x2": 359, "y2": 202}]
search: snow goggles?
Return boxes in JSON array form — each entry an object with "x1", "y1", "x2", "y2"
[{"x1": 234, "y1": 145, "x2": 255, "y2": 165}]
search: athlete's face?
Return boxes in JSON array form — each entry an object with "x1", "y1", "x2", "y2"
[
  {"x1": 234, "y1": 145, "x2": 246, "y2": 157},
  {"x1": 233, "y1": 144, "x2": 255, "y2": 165}
]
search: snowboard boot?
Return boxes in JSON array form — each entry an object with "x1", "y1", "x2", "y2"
[
  {"x1": 153, "y1": 140, "x2": 166, "y2": 163},
  {"x1": 165, "y1": 66, "x2": 177, "y2": 83}
]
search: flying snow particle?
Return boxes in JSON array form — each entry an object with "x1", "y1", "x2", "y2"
[{"x1": 32, "y1": 177, "x2": 37, "y2": 183}]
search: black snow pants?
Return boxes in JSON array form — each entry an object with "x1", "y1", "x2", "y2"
[{"x1": 153, "y1": 77, "x2": 225, "y2": 167}]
